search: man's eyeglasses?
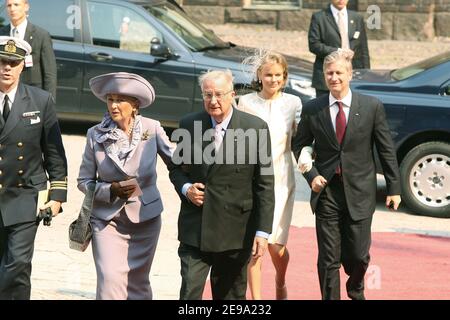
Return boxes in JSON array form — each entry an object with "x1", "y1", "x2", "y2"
[
  {"x1": 0, "y1": 58, "x2": 22, "y2": 67},
  {"x1": 202, "y1": 90, "x2": 233, "y2": 101}
]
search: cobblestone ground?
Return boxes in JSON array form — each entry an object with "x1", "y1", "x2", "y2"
[{"x1": 207, "y1": 23, "x2": 450, "y2": 69}]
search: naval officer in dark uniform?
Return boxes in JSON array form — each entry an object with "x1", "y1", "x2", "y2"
[{"x1": 0, "y1": 36, "x2": 67, "y2": 300}]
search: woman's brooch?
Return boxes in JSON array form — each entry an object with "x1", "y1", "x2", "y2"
[{"x1": 141, "y1": 130, "x2": 150, "y2": 141}]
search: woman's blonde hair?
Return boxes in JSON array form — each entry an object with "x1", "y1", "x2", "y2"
[{"x1": 243, "y1": 50, "x2": 288, "y2": 91}]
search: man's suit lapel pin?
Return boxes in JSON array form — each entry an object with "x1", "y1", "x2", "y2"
[
  {"x1": 355, "y1": 113, "x2": 360, "y2": 116},
  {"x1": 350, "y1": 20, "x2": 354, "y2": 24}
]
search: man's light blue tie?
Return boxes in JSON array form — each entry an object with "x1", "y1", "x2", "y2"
[{"x1": 12, "y1": 27, "x2": 19, "y2": 38}]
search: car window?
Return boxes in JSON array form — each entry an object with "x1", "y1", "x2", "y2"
[
  {"x1": 0, "y1": 0, "x2": 75, "y2": 42},
  {"x1": 445, "y1": 86, "x2": 450, "y2": 96},
  {"x1": 391, "y1": 51, "x2": 450, "y2": 81},
  {"x1": 441, "y1": 81, "x2": 450, "y2": 97},
  {"x1": 143, "y1": 2, "x2": 228, "y2": 51},
  {"x1": 87, "y1": 1, "x2": 162, "y2": 53}
]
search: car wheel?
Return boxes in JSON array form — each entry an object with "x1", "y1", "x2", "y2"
[{"x1": 400, "y1": 142, "x2": 450, "y2": 218}]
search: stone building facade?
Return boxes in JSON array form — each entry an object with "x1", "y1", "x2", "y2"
[{"x1": 175, "y1": 0, "x2": 450, "y2": 40}]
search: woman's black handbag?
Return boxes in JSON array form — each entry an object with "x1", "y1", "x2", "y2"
[{"x1": 69, "y1": 182, "x2": 95, "y2": 252}]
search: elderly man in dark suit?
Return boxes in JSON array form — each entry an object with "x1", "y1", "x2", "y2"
[
  {"x1": 293, "y1": 50, "x2": 401, "y2": 300},
  {"x1": 169, "y1": 69, "x2": 275, "y2": 300},
  {"x1": 0, "y1": 36, "x2": 67, "y2": 300},
  {"x1": 308, "y1": 0, "x2": 370, "y2": 97},
  {"x1": 0, "y1": 0, "x2": 57, "y2": 98}
]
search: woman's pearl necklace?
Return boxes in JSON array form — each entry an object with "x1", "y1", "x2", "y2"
[{"x1": 126, "y1": 117, "x2": 135, "y2": 136}]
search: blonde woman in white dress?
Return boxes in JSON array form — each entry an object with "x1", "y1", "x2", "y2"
[{"x1": 237, "y1": 52, "x2": 302, "y2": 300}]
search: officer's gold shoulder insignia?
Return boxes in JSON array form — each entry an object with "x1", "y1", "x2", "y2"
[{"x1": 5, "y1": 40, "x2": 17, "y2": 53}]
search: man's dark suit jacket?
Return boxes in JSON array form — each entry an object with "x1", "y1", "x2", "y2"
[
  {"x1": 169, "y1": 108, "x2": 275, "y2": 252},
  {"x1": 308, "y1": 6, "x2": 370, "y2": 91},
  {"x1": 0, "y1": 83, "x2": 67, "y2": 226},
  {"x1": 0, "y1": 22, "x2": 57, "y2": 98},
  {"x1": 292, "y1": 93, "x2": 401, "y2": 221}
]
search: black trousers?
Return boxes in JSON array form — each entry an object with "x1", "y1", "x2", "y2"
[
  {"x1": 0, "y1": 214, "x2": 38, "y2": 300},
  {"x1": 315, "y1": 175, "x2": 372, "y2": 300},
  {"x1": 178, "y1": 243, "x2": 251, "y2": 300}
]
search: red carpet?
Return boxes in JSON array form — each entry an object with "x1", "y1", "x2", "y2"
[{"x1": 203, "y1": 227, "x2": 450, "y2": 300}]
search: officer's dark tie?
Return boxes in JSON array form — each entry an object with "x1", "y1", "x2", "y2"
[
  {"x1": 335, "y1": 101, "x2": 346, "y2": 175},
  {"x1": 3, "y1": 95, "x2": 10, "y2": 122}
]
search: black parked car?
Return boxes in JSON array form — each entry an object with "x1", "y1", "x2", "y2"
[
  {"x1": 351, "y1": 51, "x2": 450, "y2": 218},
  {"x1": 0, "y1": 0, "x2": 315, "y2": 128}
]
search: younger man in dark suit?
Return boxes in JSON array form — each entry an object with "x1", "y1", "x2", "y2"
[
  {"x1": 1, "y1": 0, "x2": 57, "y2": 98},
  {"x1": 0, "y1": 36, "x2": 67, "y2": 299},
  {"x1": 308, "y1": 0, "x2": 370, "y2": 97},
  {"x1": 293, "y1": 50, "x2": 401, "y2": 300},
  {"x1": 169, "y1": 70, "x2": 274, "y2": 300}
]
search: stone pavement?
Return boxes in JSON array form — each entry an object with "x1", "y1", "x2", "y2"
[{"x1": 29, "y1": 133, "x2": 450, "y2": 300}]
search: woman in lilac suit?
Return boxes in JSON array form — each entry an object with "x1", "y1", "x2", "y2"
[{"x1": 77, "y1": 72, "x2": 174, "y2": 300}]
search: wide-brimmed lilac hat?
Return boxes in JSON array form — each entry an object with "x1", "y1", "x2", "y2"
[{"x1": 89, "y1": 72, "x2": 155, "y2": 108}]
